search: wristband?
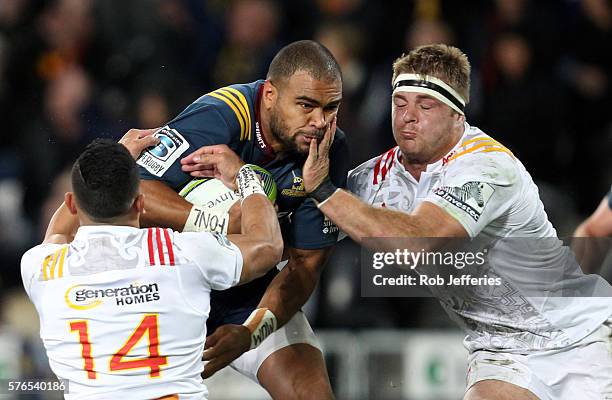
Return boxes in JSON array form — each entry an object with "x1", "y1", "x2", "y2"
[
  {"x1": 310, "y1": 176, "x2": 339, "y2": 204},
  {"x1": 243, "y1": 308, "x2": 277, "y2": 349},
  {"x1": 183, "y1": 205, "x2": 229, "y2": 234},
  {"x1": 236, "y1": 164, "x2": 266, "y2": 202}
]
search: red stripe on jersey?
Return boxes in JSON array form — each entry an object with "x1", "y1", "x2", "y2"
[
  {"x1": 389, "y1": 148, "x2": 397, "y2": 169},
  {"x1": 373, "y1": 147, "x2": 396, "y2": 184},
  {"x1": 155, "y1": 228, "x2": 165, "y2": 265},
  {"x1": 163, "y1": 229, "x2": 175, "y2": 266},
  {"x1": 147, "y1": 228, "x2": 155, "y2": 266},
  {"x1": 373, "y1": 155, "x2": 383, "y2": 184},
  {"x1": 380, "y1": 148, "x2": 395, "y2": 182}
]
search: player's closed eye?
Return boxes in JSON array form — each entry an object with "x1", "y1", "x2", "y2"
[{"x1": 393, "y1": 98, "x2": 407, "y2": 108}]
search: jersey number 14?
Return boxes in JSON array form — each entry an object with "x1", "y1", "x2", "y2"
[{"x1": 69, "y1": 314, "x2": 168, "y2": 379}]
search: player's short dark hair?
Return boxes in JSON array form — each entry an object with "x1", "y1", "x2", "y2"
[
  {"x1": 267, "y1": 40, "x2": 342, "y2": 85},
  {"x1": 71, "y1": 139, "x2": 139, "y2": 220}
]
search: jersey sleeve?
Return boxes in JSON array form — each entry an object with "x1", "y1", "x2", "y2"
[
  {"x1": 424, "y1": 152, "x2": 519, "y2": 238},
  {"x1": 136, "y1": 105, "x2": 234, "y2": 190},
  {"x1": 20, "y1": 243, "x2": 62, "y2": 298},
  {"x1": 174, "y1": 231, "x2": 243, "y2": 290},
  {"x1": 288, "y1": 129, "x2": 350, "y2": 249}
]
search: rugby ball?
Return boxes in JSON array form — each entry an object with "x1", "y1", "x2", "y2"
[{"x1": 179, "y1": 166, "x2": 277, "y2": 213}]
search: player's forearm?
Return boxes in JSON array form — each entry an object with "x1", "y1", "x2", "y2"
[
  {"x1": 44, "y1": 203, "x2": 79, "y2": 243},
  {"x1": 140, "y1": 180, "x2": 192, "y2": 230},
  {"x1": 257, "y1": 258, "x2": 320, "y2": 328},
  {"x1": 238, "y1": 194, "x2": 283, "y2": 278},
  {"x1": 318, "y1": 189, "x2": 425, "y2": 242}
]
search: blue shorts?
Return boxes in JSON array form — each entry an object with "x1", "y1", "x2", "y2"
[{"x1": 206, "y1": 268, "x2": 278, "y2": 335}]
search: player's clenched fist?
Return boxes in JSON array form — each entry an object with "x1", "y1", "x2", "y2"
[{"x1": 181, "y1": 144, "x2": 245, "y2": 190}]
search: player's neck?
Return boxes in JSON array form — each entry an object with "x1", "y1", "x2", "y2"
[{"x1": 79, "y1": 214, "x2": 140, "y2": 229}]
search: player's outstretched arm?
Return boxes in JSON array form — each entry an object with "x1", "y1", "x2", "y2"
[
  {"x1": 139, "y1": 180, "x2": 194, "y2": 231},
  {"x1": 302, "y1": 119, "x2": 467, "y2": 249},
  {"x1": 139, "y1": 172, "x2": 243, "y2": 233}
]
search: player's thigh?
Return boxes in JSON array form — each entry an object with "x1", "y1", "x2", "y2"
[
  {"x1": 229, "y1": 311, "x2": 333, "y2": 399},
  {"x1": 464, "y1": 379, "x2": 540, "y2": 400},
  {"x1": 258, "y1": 343, "x2": 333, "y2": 400}
]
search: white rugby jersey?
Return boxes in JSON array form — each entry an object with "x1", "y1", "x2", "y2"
[
  {"x1": 21, "y1": 225, "x2": 243, "y2": 400},
  {"x1": 349, "y1": 123, "x2": 612, "y2": 352}
]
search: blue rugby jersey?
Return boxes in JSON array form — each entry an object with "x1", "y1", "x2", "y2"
[{"x1": 137, "y1": 80, "x2": 349, "y2": 329}]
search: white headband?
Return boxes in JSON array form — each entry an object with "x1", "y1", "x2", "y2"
[{"x1": 392, "y1": 73, "x2": 466, "y2": 115}]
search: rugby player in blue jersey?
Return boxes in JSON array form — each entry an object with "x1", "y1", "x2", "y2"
[{"x1": 130, "y1": 40, "x2": 348, "y2": 399}]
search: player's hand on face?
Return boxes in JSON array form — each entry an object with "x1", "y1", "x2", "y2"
[
  {"x1": 118, "y1": 128, "x2": 160, "y2": 159},
  {"x1": 180, "y1": 144, "x2": 245, "y2": 190},
  {"x1": 303, "y1": 116, "x2": 336, "y2": 193},
  {"x1": 202, "y1": 324, "x2": 251, "y2": 379}
]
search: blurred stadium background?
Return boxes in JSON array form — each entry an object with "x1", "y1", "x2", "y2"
[{"x1": 0, "y1": 0, "x2": 611, "y2": 398}]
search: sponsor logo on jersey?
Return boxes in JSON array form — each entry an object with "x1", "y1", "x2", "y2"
[
  {"x1": 322, "y1": 216, "x2": 339, "y2": 235},
  {"x1": 64, "y1": 282, "x2": 161, "y2": 309},
  {"x1": 255, "y1": 122, "x2": 266, "y2": 149},
  {"x1": 137, "y1": 126, "x2": 190, "y2": 177},
  {"x1": 205, "y1": 191, "x2": 238, "y2": 209},
  {"x1": 433, "y1": 182, "x2": 494, "y2": 222},
  {"x1": 442, "y1": 150, "x2": 456, "y2": 166},
  {"x1": 281, "y1": 176, "x2": 306, "y2": 197}
]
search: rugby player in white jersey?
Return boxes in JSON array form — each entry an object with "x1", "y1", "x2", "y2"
[
  {"x1": 298, "y1": 45, "x2": 612, "y2": 399},
  {"x1": 20, "y1": 138, "x2": 283, "y2": 399}
]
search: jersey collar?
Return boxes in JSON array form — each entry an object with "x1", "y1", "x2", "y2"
[
  {"x1": 254, "y1": 83, "x2": 276, "y2": 160},
  {"x1": 74, "y1": 225, "x2": 141, "y2": 241}
]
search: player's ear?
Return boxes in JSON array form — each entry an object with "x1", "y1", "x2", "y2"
[
  {"x1": 65, "y1": 192, "x2": 78, "y2": 215},
  {"x1": 134, "y1": 193, "x2": 145, "y2": 215},
  {"x1": 263, "y1": 80, "x2": 278, "y2": 109},
  {"x1": 455, "y1": 111, "x2": 465, "y2": 127}
]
